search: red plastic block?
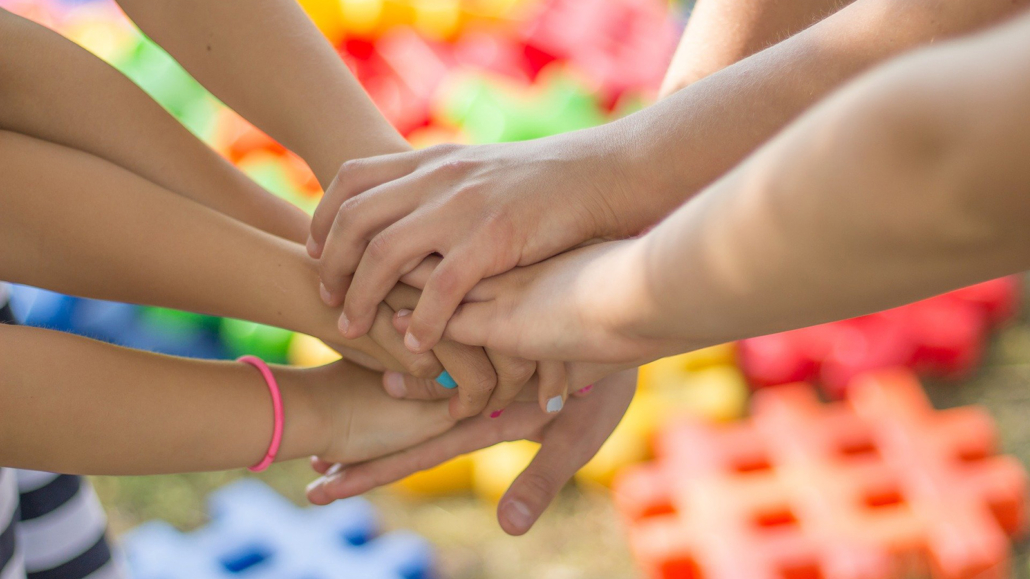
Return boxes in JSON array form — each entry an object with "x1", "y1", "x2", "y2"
[
  {"x1": 613, "y1": 369, "x2": 1027, "y2": 579},
  {"x1": 520, "y1": 0, "x2": 678, "y2": 104},
  {"x1": 738, "y1": 277, "x2": 1021, "y2": 397}
]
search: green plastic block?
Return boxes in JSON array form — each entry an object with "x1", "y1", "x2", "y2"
[{"x1": 220, "y1": 318, "x2": 294, "y2": 364}]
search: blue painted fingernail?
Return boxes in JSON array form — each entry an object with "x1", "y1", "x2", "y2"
[{"x1": 436, "y1": 371, "x2": 457, "y2": 389}]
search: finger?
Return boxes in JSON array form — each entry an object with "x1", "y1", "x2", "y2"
[
  {"x1": 309, "y1": 152, "x2": 423, "y2": 257},
  {"x1": 318, "y1": 189, "x2": 429, "y2": 308},
  {"x1": 382, "y1": 370, "x2": 457, "y2": 400},
  {"x1": 440, "y1": 300, "x2": 498, "y2": 348},
  {"x1": 537, "y1": 360, "x2": 568, "y2": 414},
  {"x1": 483, "y1": 351, "x2": 536, "y2": 418},
  {"x1": 433, "y1": 338, "x2": 499, "y2": 420},
  {"x1": 392, "y1": 308, "x2": 500, "y2": 416},
  {"x1": 367, "y1": 302, "x2": 443, "y2": 379},
  {"x1": 340, "y1": 217, "x2": 439, "y2": 340},
  {"x1": 498, "y1": 371, "x2": 637, "y2": 535},
  {"x1": 311, "y1": 457, "x2": 336, "y2": 475},
  {"x1": 398, "y1": 255, "x2": 442, "y2": 290},
  {"x1": 307, "y1": 403, "x2": 552, "y2": 504}
]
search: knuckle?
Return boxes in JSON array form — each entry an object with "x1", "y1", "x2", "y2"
[
  {"x1": 431, "y1": 264, "x2": 464, "y2": 299},
  {"x1": 506, "y1": 361, "x2": 536, "y2": 386},
  {"x1": 409, "y1": 358, "x2": 441, "y2": 380},
  {"x1": 336, "y1": 159, "x2": 364, "y2": 180},
  {"x1": 517, "y1": 471, "x2": 559, "y2": 502},
  {"x1": 365, "y1": 231, "x2": 395, "y2": 264}
]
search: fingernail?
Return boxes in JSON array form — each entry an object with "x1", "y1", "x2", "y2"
[
  {"x1": 577, "y1": 384, "x2": 593, "y2": 395},
  {"x1": 546, "y1": 396, "x2": 564, "y2": 413},
  {"x1": 384, "y1": 371, "x2": 408, "y2": 397},
  {"x1": 306, "y1": 235, "x2": 320, "y2": 257},
  {"x1": 396, "y1": 309, "x2": 412, "y2": 318},
  {"x1": 503, "y1": 499, "x2": 534, "y2": 531},
  {"x1": 320, "y1": 282, "x2": 332, "y2": 305},
  {"x1": 436, "y1": 371, "x2": 457, "y2": 389},
  {"x1": 338, "y1": 312, "x2": 350, "y2": 335},
  {"x1": 325, "y1": 463, "x2": 344, "y2": 477},
  {"x1": 405, "y1": 332, "x2": 422, "y2": 353},
  {"x1": 490, "y1": 409, "x2": 504, "y2": 419},
  {"x1": 306, "y1": 476, "x2": 327, "y2": 495}
]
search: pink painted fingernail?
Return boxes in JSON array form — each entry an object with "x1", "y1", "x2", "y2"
[
  {"x1": 490, "y1": 410, "x2": 504, "y2": 419},
  {"x1": 577, "y1": 384, "x2": 593, "y2": 395}
]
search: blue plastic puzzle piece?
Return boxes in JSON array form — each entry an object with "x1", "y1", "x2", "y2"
[
  {"x1": 121, "y1": 480, "x2": 436, "y2": 579},
  {"x1": 7, "y1": 285, "x2": 79, "y2": 331}
]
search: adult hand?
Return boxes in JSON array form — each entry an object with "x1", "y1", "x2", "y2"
[
  {"x1": 306, "y1": 369, "x2": 637, "y2": 535},
  {"x1": 308, "y1": 129, "x2": 657, "y2": 355}
]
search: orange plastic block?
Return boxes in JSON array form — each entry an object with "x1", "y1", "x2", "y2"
[{"x1": 613, "y1": 369, "x2": 1027, "y2": 579}]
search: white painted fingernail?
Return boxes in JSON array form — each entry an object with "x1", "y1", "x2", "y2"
[{"x1": 546, "y1": 396, "x2": 564, "y2": 413}]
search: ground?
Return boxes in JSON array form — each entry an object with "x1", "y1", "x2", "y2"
[{"x1": 92, "y1": 276, "x2": 1030, "y2": 579}]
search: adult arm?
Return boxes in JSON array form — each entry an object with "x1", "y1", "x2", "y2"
[
  {"x1": 660, "y1": 0, "x2": 849, "y2": 96},
  {"x1": 441, "y1": 11, "x2": 1030, "y2": 364},
  {"x1": 308, "y1": 0, "x2": 1028, "y2": 354}
]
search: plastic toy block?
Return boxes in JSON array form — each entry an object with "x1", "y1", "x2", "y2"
[
  {"x1": 435, "y1": 66, "x2": 606, "y2": 142},
  {"x1": 220, "y1": 318, "x2": 294, "y2": 364},
  {"x1": 237, "y1": 151, "x2": 319, "y2": 213},
  {"x1": 298, "y1": 0, "x2": 348, "y2": 45},
  {"x1": 638, "y1": 344, "x2": 738, "y2": 391},
  {"x1": 738, "y1": 277, "x2": 1021, "y2": 397},
  {"x1": 288, "y1": 333, "x2": 344, "y2": 367},
  {"x1": 393, "y1": 453, "x2": 476, "y2": 496},
  {"x1": 578, "y1": 367, "x2": 748, "y2": 487},
  {"x1": 7, "y1": 285, "x2": 80, "y2": 332},
  {"x1": 613, "y1": 369, "x2": 1027, "y2": 579},
  {"x1": 122, "y1": 479, "x2": 436, "y2": 579},
  {"x1": 473, "y1": 440, "x2": 538, "y2": 502},
  {"x1": 452, "y1": 30, "x2": 535, "y2": 82},
  {"x1": 520, "y1": 0, "x2": 679, "y2": 103}
]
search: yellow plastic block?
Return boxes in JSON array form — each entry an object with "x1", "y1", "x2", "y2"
[
  {"x1": 638, "y1": 343, "x2": 737, "y2": 391},
  {"x1": 414, "y1": 0, "x2": 462, "y2": 39},
  {"x1": 340, "y1": 0, "x2": 384, "y2": 36},
  {"x1": 472, "y1": 441, "x2": 538, "y2": 503},
  {"x1": 297, "y1": 0, "x2": 347, "y2": 44},
  {"x1": 287, "y1": 334, "x2": 342, "y2": 367},
  {"x1": 576, "y1": 366, "x2": 749, "y2": 486},
  {"x1": 393, "y1": 454, "x2": 475, "y2": 496}
]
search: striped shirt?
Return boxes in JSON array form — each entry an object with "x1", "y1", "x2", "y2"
[{"x1": 0, "y1": 291, "x2": 123, "y2": 579}]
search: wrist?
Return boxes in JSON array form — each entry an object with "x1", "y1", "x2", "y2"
[
  {"x1": 274, "y1": 367, "x2": 337, "y2": 461},
  {"x1": 587, "y1": 120, "x2": 685, "y2": 239}
]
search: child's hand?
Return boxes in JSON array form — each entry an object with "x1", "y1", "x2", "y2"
[
  {"x1": 309, "y1": 361, "x2": 457, "y2": 465},
  {"x1": 308, "y1": 131, "x2": 654, "y2": 355},
  {"x1": 306, "y1": 369, "x2": 638, "y2": 536}
]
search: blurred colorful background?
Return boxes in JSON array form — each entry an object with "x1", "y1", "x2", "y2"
[{"x1": 2, "y1": 0, "x2": 1030, "y2": 577}]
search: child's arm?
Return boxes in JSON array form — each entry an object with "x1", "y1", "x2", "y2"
[
  {"x1": 112, "y1": 0, "x2": 407, "y2": 187},
  {"x1": 0, "y1": 129, "x2": 416, "y2": 373},
  {"x1": 437, "y1": 12, "x2": 1030, "y2": 364},
  {"x1": 659, "y1": 0, "x2": 846, "y2": 96},
  {"x1": 306, "y1": 0, "x2": 1028, "y2": 355},
  {"x1": 0, "y1": 323, "x2": 453, "y2": 475},
  {"x1": 0, "y1": 9, "x2": 309, "y2": 244}
]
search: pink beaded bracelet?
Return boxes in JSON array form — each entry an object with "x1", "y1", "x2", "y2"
[{"x1": 238, "y1": 355, "x2": 284, "y2": 472}]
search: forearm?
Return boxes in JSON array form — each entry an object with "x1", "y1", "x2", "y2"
[
  {"x1": 661, "y1": 0, "x2": 848, "y2": 96},
  {"x1": 608, "y1": 0, "x2": 1027, "y2": 233},
  {"x1": 115, "y1": 0, "x2": 409, "y2": 186},
  {"x1": 635, "y1": 16, "x2": 1030, "y2": 351},
  {"x1": 0, "y1": 131, "x2": 396, "y2": 368},
  {"x1": 0, "y1": 9, "x2": 309, "y2": 243},
  {"x1": 0, "y1": 324, "x2": 328, "y2": 475}
]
